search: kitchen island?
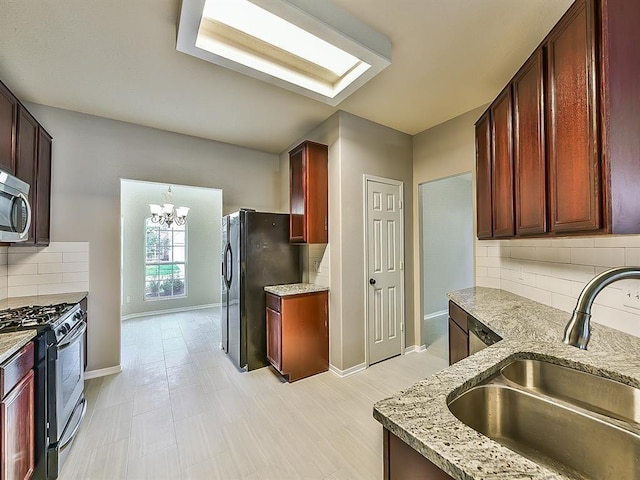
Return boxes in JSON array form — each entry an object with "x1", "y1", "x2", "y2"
[{"x1": 374, "y1": 287, "x2": 640, "y2": 479}]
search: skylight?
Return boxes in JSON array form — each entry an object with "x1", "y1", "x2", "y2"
[{"x1": 177, "y1": 0, "x2": 391, "y2": 105}]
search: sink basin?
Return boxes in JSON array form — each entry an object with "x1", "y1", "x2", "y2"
[
  {"x1": 448, "y1": 384, "x2": 640, "y2": 479},
  {"x1": 501, "y1": 359, "x2": 640, "y2": 425}
]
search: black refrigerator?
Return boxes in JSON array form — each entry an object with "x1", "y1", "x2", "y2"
[{"x1": 221, "y1": 210, "x2": 301, "y2": 370}]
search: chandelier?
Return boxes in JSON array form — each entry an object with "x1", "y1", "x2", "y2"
[{"x1": 149, "y1": 186, "x2": 190, "y2": 227}]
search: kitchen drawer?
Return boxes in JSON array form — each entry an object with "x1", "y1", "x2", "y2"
[
  {"x1": 266, "y1": 293, "x2": 281, "y2": 313},
  {"x1": 0, "y1": 341, "x2": 34, "y2": 398},
  {"x1": 448, "y1": 301, "x2": 469, "y2": 333}
]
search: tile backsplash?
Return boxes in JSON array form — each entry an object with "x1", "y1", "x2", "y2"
[
  {"x1": 301, "y1": 244, "x2": 330, "y2": 287},
  {"x1": 3, "y1": 242, "x2": 90, "y2": 299},
  {"x1": 476, "y1": 235, "x2": 640, "y2": 337}
]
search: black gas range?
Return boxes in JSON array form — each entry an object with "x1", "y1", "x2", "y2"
[{"x1": 0, "y1": 301, "x2": 87, "y2": 480}]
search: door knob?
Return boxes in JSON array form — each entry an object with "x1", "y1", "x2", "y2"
[{"x1": 369, "y1": 278, "x2": 376, "y2": 285}]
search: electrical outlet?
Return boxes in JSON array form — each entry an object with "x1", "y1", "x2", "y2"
[
  {"x1": 622, "y1": 283, "x2": 640, "y2": 310},
  {"x1": 518, "y1": 266, "x2": 524, "y2": 281},
  {"x1": 313, "y1": 260, "x2": 320, "y2": 272},
  {"x1": 126, "y1": 296, "x2": 131, "y2": 303}
]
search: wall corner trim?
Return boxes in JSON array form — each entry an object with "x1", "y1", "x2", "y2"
[
  {"x1": 329, "y1": 362, "x2": 366, "y2": 377},
  {"x1": 85, "y1": 365, "x2": 123, "y2": 379},
  {"x1": 404, "y1": 344, "x2": 427, "y2": 354}
]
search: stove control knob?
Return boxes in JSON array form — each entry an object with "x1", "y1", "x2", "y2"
[
  {"x1": 74, "y1": 310, "x2": 84, "y2": 320},
  {"x1": 59, "y1": 323, "x2": 70, "y2": 336}
]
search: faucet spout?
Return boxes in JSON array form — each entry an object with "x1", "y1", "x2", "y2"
[{"x1": 564, "y1": 266, "x2": 640, "y2": 349}]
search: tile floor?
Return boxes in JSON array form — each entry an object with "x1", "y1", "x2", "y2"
[{"x1": 60, "y1": 308, "x2": 448, "y2": 479}]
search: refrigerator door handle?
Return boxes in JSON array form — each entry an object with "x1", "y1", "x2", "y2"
[{"x1": 224, "y1": 242, "x2": 233, "y2": 288}]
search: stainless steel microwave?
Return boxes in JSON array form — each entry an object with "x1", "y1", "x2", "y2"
[{"x1": 0, "y1": 169, "x2": 31, "y2": 242}]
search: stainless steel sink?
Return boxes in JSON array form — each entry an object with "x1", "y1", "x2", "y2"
[
  {"x1": 448, "y1": 384, "x2": 640, "y2": 479},
  {"x1": 501, "y1": 359, "x2": 640, "y2": 425},
  {"x1": 447, "y1": 358, "x2": 640, "y2": 479}
]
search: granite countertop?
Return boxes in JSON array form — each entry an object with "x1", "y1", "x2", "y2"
[
  {"x1": 0, "y1": 291, "x2": 88, "y2": 311},
  {"x1": 0, "y1": 330, "x2": 37, "y2": 364},
  {"x1": 264, "y1": 283, "x2": 329, "y2": 296},
  {"x1": 373, "y1": 287, "x2": 640, "y2": 479}
]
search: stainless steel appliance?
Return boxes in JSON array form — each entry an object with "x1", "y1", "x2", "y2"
[
  {"x1": 0, "y1": 301, "x2": 87, "y2": 479},
  {"x1": 221, "y1": 210, "x2": 301, "y2": 370},
  {"x1": 0, "y1": 168, "x2": 31, "y2": 242},
  {"x1": 467, "y1": 315, "x2": 501, "y2": 355}
]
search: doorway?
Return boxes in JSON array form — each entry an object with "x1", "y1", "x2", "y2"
[
  {"x1": 364, "y1": 175, "x2": 405, "y2": 366},
  {"x1": 419, "y1": 173, "x2": 474, "y2": 360},
  {"x1": 119, "y1": 179, "x2": 223, "y2": 322}
]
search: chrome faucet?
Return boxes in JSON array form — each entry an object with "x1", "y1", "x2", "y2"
[{"x1": 564, "y1": 266, "x2": 640, "y2": 349}]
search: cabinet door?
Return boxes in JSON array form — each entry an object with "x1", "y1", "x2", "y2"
[
  {"x1": 0, "y1": 82, "x2": 17, "y2": 175},
  {"x1": 305, "y1": 143, "x2": 328, "y2": 244},
  {"x1": 289, "y1": 146, "x2": 305, "y2": 242},
  {"x1": 15, "y1": 106, "x2": 38, "y2": 244},
  {"x1": 1, "y1": 370, "x2": 34, "y2": 480},
  {"x1": 35, "y1": 129, "x2": 52, "y2": 246},
  {"x1": 514, "y1": 49, "x2": 547, "y2": 235},
  {"x1": 266, "y1": 307, "x2": 282, "y2": 372},
  {"x1": 281, "y1": 292, "x2": 329, "y2": 382},
  {"x1": 475, "y1": 111, "x2": 492, "y2": 239},
  {"x1": 383, "y1": 428, "x2": 454, "y2": 480},
  {"x1": 546, "y1": 0, "x2": 600, "y2": 233},
  {"x1": 448, "y1": 318, "x2": 468, "y2": 365},
  {"x1": 491, "y1": 88, "x2": 515, "y2": 238}
]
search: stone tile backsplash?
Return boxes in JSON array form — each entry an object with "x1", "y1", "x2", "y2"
[
  {"x1": 3, "y1": 242, "x2": 90, "y2": 298},
  {"x1": 476, "y1": 235, "x2": 640, "y2": 337}
]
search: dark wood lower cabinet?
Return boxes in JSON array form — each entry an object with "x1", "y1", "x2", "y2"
[
  {"x1": 383, "y1": 428, "x2": 454, "y2": 480},
  {"x1": 266, "y1": 291, "x2": 328, "y2": 382},
  {"x1": 1, "y1": 347, "x2": 34, "y2": 480},
  {"x1": 448, "y1": 319, "x2": 469, "y2": 365}
]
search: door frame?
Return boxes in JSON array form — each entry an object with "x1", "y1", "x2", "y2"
[{"x1": 363, "y1": 174, "x2": 405, "y2": 367}]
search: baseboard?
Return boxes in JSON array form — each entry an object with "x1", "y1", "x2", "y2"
[
  {"x1": 85, "y1": 365, "x2": 122, "y2": 379},
  {"x1": 404, "y1": 344, "x2": 427, "y2": 354},
  {"x1": 423, "y1": 309, "x2": 448, "y2": 321},
  {"x1": 121, "y1": 303, "x2": 221, "y2": 321},
  {"x1": 329, "y1": 362, "x2": 366, "y2": 378}
]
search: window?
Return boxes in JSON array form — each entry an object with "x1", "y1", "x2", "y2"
[{"x1": 144, "y1": 218, "x2": 186, "y2": 300}]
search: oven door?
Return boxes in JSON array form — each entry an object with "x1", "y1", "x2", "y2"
[{"x1": 55, "y1": 320, "x2": 87, "y2": 442}]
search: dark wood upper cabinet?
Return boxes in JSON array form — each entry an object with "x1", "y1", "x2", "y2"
[
  {"x1": 0, "y1": 82, "x2": 17, "y2": 175},
  {"x1": 36, "y1": 129, "x2": 52, "y2": 246},
  {"x1": 514, "y1": 49, "x2": 547, "y2": 236},
  {"x1": 0, "y1": 79, "x2": 53, "y2": 247},
  {"x1": 546, "y1": 0, "x2": 600, "y2": 233},
  {"x1": 599, "y1": 0, "x2": 640, "y2": 234},
  {"x1": 289, "y1": 140, "x2": 328, "y2": 244},
  {"x1": 475, "y1": 0, "x2": 640, "y2": 238},
  {"x1": 475, "y1": 111, "x2": 492, "y2": 239},
  {"x1": 15, "y1": 106, "x2": 38, "y2": 245},
  {"x1": 490, "y1": 88, "x2": 515, "y2": 238}
]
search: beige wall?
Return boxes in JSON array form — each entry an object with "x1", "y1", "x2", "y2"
[
  {"x1": 27, "y1": 103, "x2": 281, "y2": 372},
  {"x1": 120, "y1": 180, "x2": 222, "y2": 317},
  {"x1": 280, "y1": 111, "x2": 413, "y2": 371},
  {"x1": 411, "y1": 105, "x2": 486, "y2": 345}
]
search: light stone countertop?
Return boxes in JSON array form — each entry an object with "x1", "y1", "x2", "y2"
[
  {"x1": 264, "y1": 283, "x2": 329, "y2": 296},
  {"x1": 373, "y1": 287, "x2": 640, "y2": 479},
  {"x1": 0, "y1": 291, "x2": 88, "y2": 311},
  {"x1": 0, "y1": 330, "x2": 37, "y2": 364}
]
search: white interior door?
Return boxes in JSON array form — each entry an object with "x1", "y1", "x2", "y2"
[{"x1": 366, "y1": 177, "x2": 404, "y2": 365}]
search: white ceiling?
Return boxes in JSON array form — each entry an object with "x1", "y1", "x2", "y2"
[{"x1": 0, "y1": 0, "x2": 572, "y2": 154}]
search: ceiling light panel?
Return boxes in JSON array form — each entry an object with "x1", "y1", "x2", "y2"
[{"x1": 177, "y1": 0, "x2": 391, "y2": 105}]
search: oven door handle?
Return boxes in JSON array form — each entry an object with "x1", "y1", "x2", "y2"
[
  {"x1": 58, "y1": 397, "x2": 87, "y2": 451},
  {"x1": 58, "y1": 321, "x2": 87, "y2": 350}
]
